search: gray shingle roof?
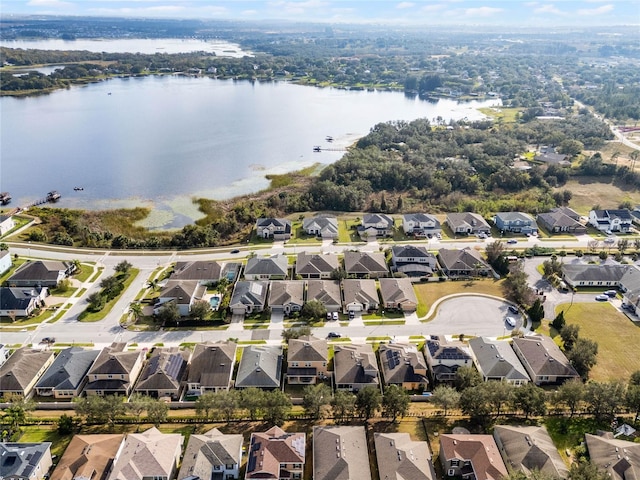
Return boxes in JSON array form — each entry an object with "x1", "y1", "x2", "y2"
[
  {"x1": 303, "y1": 216, "x2": 338, "y2": 236},
  {"x1": 468, "y1": 337, "x2": 530, "y2": 382},
  {"x1": 244, "y1": 255, "x2": 288, "y2": 277},
  {"x1": 187, "y1": 341, "x2": 236, "y2": 389},
  {"x1": 342, "y1": 279, "x2": 379, "y2": 307},
  {"x1": 375, "y1": 432, "x2": 436, "y2": 480},
  {"x1": 171, "y1": 261, "x2": 222, "y2": 282},
  {"x1": 379, "y1": 277, "x2": 418, "y2": 308},
  {"x1": 392, "y1": 245, "x2": 434, "y2": 261},
  {"x1": 446, "y1": 212, "x2": 490, "y2": 232},
  {"x1": 512, "y1": 335, "x2": 579, "y2": 380},
  {"x1": 35, "y1": 347, "x2": 99, "y2": 392},
  {"x1": 313, "y1": 426, "x2": 371, "y2": 480},
  {"x1": 586, "y1": 433, "x2": 640, "y2": 480},
  {"x1": 403, "y1": 213, "x2": 441, "y2": 227},
  {"x1": 493, "y1": 425, "x2": 568, "y2": 478},
  {"x1": 362, "y1": 213, "x2": 394, "y2": 227},
  {"x1": 343, "y1": 251, "x2": 388, "y2": 276},
  {"x1": 379, "y1": 343, "x2": 428, "y2": 386},
  {"x1": 295, "y1": 252, "x2": 339, "y2": 276},
  {"x1": 0, "y1": 287, "x2": 45, "y2": 311},
  {"x1": 178, "y1": 428, "x2": 242, "y2": 480},
  {"x1": 333, "y1": 344, "x2": 379, "y2": 387},
  {"x1": 437, "y1": 248, "x2": 489, "y2": 273},
  {"x1": 306, "y1": 280, "x2": 342, "y2": 307},
  {"x1": 235, "y1": 345, "x2": 283, "y2": 389},
  {"x1": 562, "y1": 263, "x2": 628, "y2": 284},
  {"x1": 0, "y1": 347, "x2": 55, "y2": 395},
  {"x1": 0, "y1": 442, "x2": 52, "y2": 479},
  {"x1": 495, "y1": 212, "x2": 535, "y2": 223},
  {"x1": 159, "y1": 280, "x2": 206, "y2": 305},
  {"x1": 134, "y1": 348, "x2": 189, "y2": 394},
  {"x1": 230, "y1": 281, "x2": 269, "y2": 309},
  {"x1": 288, "y1": 336, "x2": 328, "y2": 363},
  {"x1": 268, "y1": 280, "x2": 305, "y2": 308},
  {"x1": 8, "y1": 260, "x2": 71, "y2": 284}
]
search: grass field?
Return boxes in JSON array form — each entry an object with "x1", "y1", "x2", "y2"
[
  {"x1": 560, "y1": 177, "x2": 640, "y2": 215},
  {"x1": 557, "y1": 302, "x2": 640, "y2": 381},
  {"x1": 414, "y1": 278, "x2": 505, "y2": 319}
]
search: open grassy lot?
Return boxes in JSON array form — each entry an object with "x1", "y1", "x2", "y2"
[
  {"x1": 479, "y1": 106, "x2": 522, "y2": 124},
  {"x1": 560, "y1": 177, "x2": 640, "y2": 215},
  {"x1": 557, "y1": 302, "x2": 640, "y2": 381},
  {"x1": 414, "y1": 278, "x2": 505, "y2": 319},
  {"x1": 78, "y1": 269, "x2": 140, "y2": 322}
]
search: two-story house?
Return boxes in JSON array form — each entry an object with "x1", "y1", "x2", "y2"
[
  {"x1": 186, "y1": 341, "x2": 236, "y2": 396},
  {"x1": 178, "y1": 428, "x2": 243, "y2": 480},
  {"x1": 0, "y1": 442, "x2": 53, "y2": 480},
  {"x1": 588, "y1": 208, "x2": 633, "y2": 233},
  {"x1": 286, "y1": 335, "x2": 328, "y2": 384},
  {"x1": 302, "y1": 215, "x2": 338, "y2": 239},
  {"x1": 439, "y1": 434, "x2": 508, "y2": 480},
  {"x1": 402, "y1": 213, "x2": 441, "y2": 238},
  {"x1": 83, "y1": 343, "x2": 145, "y2": 396},
  {"x1": 391, "y1": 245, "x2": 438, "y2": 277},
  {"x1": 256, "y1": 218, "x2": 292, "y2": 240},
  {"x1": 379, "y1": 342, "x2": 428, "y2": 391},
  {"x1": 246, "y1": 427, "x2": 305, "y2": 480},
  {"x1": 133, "y1": 347, "x2": 189, "y2": 400},
  {"x1": 154, "y1": 280, "x2": 207, "y2": 317},
  {"x1": 334, "y1": 343, "x2": 380, "y2": 391},
  {"x1": 35, "y1": 347, "x2": 99, "y2": 399},
  {"x1": 313, "y1": 426, "x2": 371, "y2": 480},
  {"x1": 494, "y1": 212, "x2": 538, "y2": 235},
  {"x1": 424, "y1": 336, "x2": 472, "y2": 383},
  {"x1": 357, "y1": 213, "x2": 394, "y2": 239}
]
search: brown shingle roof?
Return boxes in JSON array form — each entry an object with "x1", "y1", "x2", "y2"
[
  {"x1": 287, "y1": 336, "x2": 328, "y2": 363},
  {"x1": 0, "y1": 347, "x2": 54, "y2": 395},
  {"x1": 51, "y1": 434, "x2": 124, "y2": 480},
  {"x1": 246, "y1": 426, "x2": 305, "y2": 479},
  {"x1": 440, "y1": 434, "x2": 508, "y2": 480},
  {"x1": 313, "y1": 426, "x2": 371, "y2": 480},
  {"x1": 187, "y1": 341, "x2": 236, "y2": 389}
]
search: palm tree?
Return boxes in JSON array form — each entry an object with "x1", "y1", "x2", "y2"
[
  {"x1": 147, "y1": 278, "x2": 159, "y2": 291},
  {"x1": 128, "y1": 302, "x2": 143, "y2": 323}
]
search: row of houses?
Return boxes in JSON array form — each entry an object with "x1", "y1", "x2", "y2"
[
  {"x1": 8, "y1": 423, "x2": 639, "y2": 480},
  {"x1": 257, "y1": 206, "x2": 639, "y2": 241},
  {"x1": 0, "y1": 329, "x2": 580, "y2": 402}
]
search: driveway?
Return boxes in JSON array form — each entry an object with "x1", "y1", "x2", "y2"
[{"x1": 428, "y1": 296, "x2": 524, "y2": 337}]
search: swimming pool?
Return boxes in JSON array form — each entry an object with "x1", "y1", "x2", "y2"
[{"x1": 209, "y1": 295, "x2": 221, "y2": 310}]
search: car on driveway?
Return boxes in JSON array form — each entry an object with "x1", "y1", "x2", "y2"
[
  {"x1": 505, "y1": 317, "x2": 516, "y2": 327},
  {"x1": 349, "y1": 310, "x2": 355, "y2": 319},
  {"x1": 332, "y1": 311, "x2": 339, "y2": 321},
  {"x1": 327, "y1": 332, "x2": 342, "y2": 338},
  {"x1": 604, "y1": 290, "x2": 617, "y2": 297},
  {"x1": 595, "y1": 294, "x2": 609, "y2": 301}
]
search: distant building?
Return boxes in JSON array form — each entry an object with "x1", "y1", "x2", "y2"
[{"x1": 588, "y1": 209, "x2": 633, "y2": 233}]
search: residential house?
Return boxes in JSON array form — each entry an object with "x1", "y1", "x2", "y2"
[
  {"x1": 357, "y1": 213, "x2": 394, "y2": 238},
  {"x1": 445, "y1": 212, "x2": 491, "y2": 235},
  {"x1": 51, "y1": 434, "x2": 124, "y2": 480},
  {"x1": 343, "y1": 251, "x2": 388, "y2": 278},
  {"x1": 585, "y1": 432, "x2": 640, "y2": 480},
  {"x1": 402, "y1": 213, "x2": 441, "y2": 238},
  {"x1": 306, "y1": 280, "x2": 342, "y2": 313},
  {"x1": 83, "y1": 343, "x2": 145, "y2": 396},
  {"x1": 537, "y1": 207, "x2": 586, "y2": 234},
  {"x1": 588, "y1": 209, "x2": 633, "y2": 233},
  {"x1": 244, "y1": 255, "x2": 288, "y2": 280},
  {"x1": 235, "y1": 345, "x2": 283, "y2": 389},
  {"x1": 286, "y1": 335, "x2": 328, "y2": 385},
  {"x1": 0, "y1": 286, "x2": 48, "y2": 317},
  {"x1": 468, "y1": 337, "x2": 530, "y2": 385},
  {"x1": 178, "y1": 428, "x2": 243, "y2": 480},
  {"x1": 229, "y1": 281, "x2": 269, "y2": 316},
  {"x1": 7, "y1": 260, "x2": 74, "y2": 287},
  {"x1": 170, "y1": 260, "x2": 222, "y2": 285},
  {"x1": 333, "y1": 343, "x2": 380, "y2": 391},
  {"x1": 379, "y1": 342, "x2": 428, "y2": 391},
  {"x1": 268, "y1": 280, "x2": 304, "y2": 316},
  {"x1": 246, "y1": 427, "x2": 305, "y2": 480},
  {"x1": 512, "y1": 335, "x2": 580, "y2": 385},
  {"x1": 562, "y1": 263, "x2": 628, "y2": 288},
  {"x1": 155, "y1": 280, "x2": 206, "y2": 317},
  {"x1": 0, "y1": 347, "x2": 55, "y2": 398},
  {"x1": 374, "y1": 432, "x2": 436, "y2": 480},
  {"x1": 424, "y1": 336, "x2": 473, "y2": 383},
  {"x1": 440, "y1": 435, "x2": 508, "y2": 480},
  {"x1": 133, "y1": 347, "x2": 189, "y2": 400},
  {"x1": 0, "y1": 344, "x2": 10, "y2": 367},
  {"x1": 618, "y1": 265, "x2": 640, "y2": 314},
  {"x1": 0, "y1": 443, "x2": 53, "y2": 480},
  {"x1": 391, "y1": 245, "x2": 438, "y2": 278},
  {"x1": 186, "y1": 341, "x2": 236, "y2": 396},
  {"x1": 493, "y1": 425, "x2": 568, "y2": 479},
  {"x1": 256, "y1": 218, "x2": 292, "y2": 240},
  {"x1": 107, "y1": 428, "x2": 183, "y2": 480},
  {"x1": 494, "y1": 212, "x2": 538, "y2": 235},
  {"x1": 534, "y1": 149, "x2": 569, "y2": 165},
  {"x1": 0, "y1": 214, "x2": 15, "y2": 236},
  {"x1": 313, "y1": 426, "x2": 372, "y2": 480},
  {"x1": 303, "y1": 215, "x2": 338, "y2": 239},
  {"x1": 342, "y1": 279, "x2": 379, "y2": 314},
  {"x1": 35, "y1": 347, "x2": 99, "y2": 399},
  {"x1": 437, "y1": 248, "x2": 491, "y2": 278},
  {"x1": 378, "y1": 277, "x2": 418, "y2": 312},
  {"x1": 0, "y1": 249, "x2": 11, "y2": 275},
  {"x1": 295, "y1": 252, "x2": 338, "y2": 279}
]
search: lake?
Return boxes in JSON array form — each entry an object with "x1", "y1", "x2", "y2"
[
  {"x1": 1, "y1": 77, "x2": 500, "y2": 228},
  {"x1": 0, "y1": 38, "x2": 251, "y2": 57}
]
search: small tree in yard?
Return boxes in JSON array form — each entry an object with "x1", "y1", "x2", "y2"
[
  {"x1": 213, "y1": 389, "x2": 240, "y2": 423},
  {"x1": 282, "y1": 326, "x2": 312, "y2": 341},
  {"x1": 430, "y1": 385, "x2": 460, "y2": 416},
  {"x1": 454, "y1": 365, "x2": 482, "y2": 391},
  {"x1": 332, "y1": 390, "x2": 356, "y2": 424},
  {"x1": 303, "y1": 383, "x2": 332, "y2": 420},
  {"x1": 511, "y1": 383, "x2": 547, "y2": 419},
  {"x1": 57, "y1": 414, "x2": 80, "y2": 435},
  {"x1": 567, "y1": 338, "x2": 598, "y2": 380},
  {"x1": 552, "y1": 310, "x2": 566, "y2": 332},
  {"x1": 560, "y1": 324, "x2": 580, "y2": 351},
  {"x1": 301, "y1": 300, "x2": 327, "y2": 322},
  {"x1": 555, "y1": 378, "x2": 584, "y2": 417},
  {"x1": 501, "y1": 263, "x2": 535, "y2": 306},
  {"x1": 195, "y1": 393, "x2": 216, "y2": 421},
  {"x1": 263, "y1": 390, "x2": 291, "y2": 426},
  {"x1": 146, "y1": 399, "x2": 169, "y2": 426},
  {"x1": 156, "y1": 301, "x2": 181, "y2": 324},
  {"x1": 527, "y1": 298, "x2": 545, "y2": 324},
  {"x1": 382, "y1": 385, "x2": 410, "y2": 423},
  {"x1": 114, "y1": 260, "x2": 132, "y2": 275},
  {"x1": 356, "y1": 386, "x2": 382, "y2": 420},
  {"x1": 190, "y1": 299, "x2": 212, "y2": 321}
]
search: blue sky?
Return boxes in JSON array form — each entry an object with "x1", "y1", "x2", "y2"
[{"x1": 2, "y1": 0, "x2": 639, "y2": 25}]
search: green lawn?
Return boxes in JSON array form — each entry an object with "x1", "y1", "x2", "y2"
[
  {"x1": 74, "y1": 263, "x2": 95, "y2": 282},
  {"x1": 78, "y1": 269, "x2": 140, "y2": 322},
  {"x1": 556, "y1": 302, "x2": 640, "y2": 382},
  {"x1": 18, "y1": 426, "x2": 73, "y2": 458},
  {"x1": 0, "y1": 258, "x2": 27, "y2": 283},
  {"x1": 414, "y1": 278, "x2": 505, "y2": 320},
  {"x1": 338, "y1": 218, "x2": 362, "y2": 243}
]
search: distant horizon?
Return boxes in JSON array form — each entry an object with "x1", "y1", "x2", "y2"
[{"x1": 1, "y1": 1, "x2": 639, "y2": 27}]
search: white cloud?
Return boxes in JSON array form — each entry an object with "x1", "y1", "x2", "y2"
[
  {"x1": 463, "y1": 6, "x2": 503, "y2": 17},
  {"x1": 421, "y1": 3, "x2": 447, "y2": 13},
  {"x1": 577, "y1": 4, "x2": 614, "y2": 15},
  {"x1": 27, "y1": 0, "x2": 71, "y2": 6},
  {"x1": 241, "y1": 9, "x2": 259, "y2": 15},
  {"x1": 533, "y1": 3, "x2": 564, "y2": 15},
  {"x1": 396, "y1": 2, "x2": 415, "y2": 9}
]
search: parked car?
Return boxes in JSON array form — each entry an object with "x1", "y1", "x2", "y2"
[
  {"x1": 604, "y1": 290, "x2": 617, "y2": 297},
  {"x1": 326, "y1": 312, "x2": 332, "y2": 320},
  {"x1": 327, "y1": 332, "x2": 342, "y2": 338},
  {"x1": 595, "y1": 294, "x2": 609, "y2": 301},
  {"x1": 604, "y1": 237, "x2": 615, "y2": 244},
  {"x1": 506, "y1": 239, "x2": 518, "y2": 244},
  {"x1": 505, "y1": 317, "x2": 516, "y2": 327},
  {"x1": 332, "y1": 311, "x2": 339, "y2": 321},
  {"x1": 508, "y1": 305, "x2": 519, "y2": 314},
  {"x1": 349, "y1": 310, "x2": 355, "y2": 319}
]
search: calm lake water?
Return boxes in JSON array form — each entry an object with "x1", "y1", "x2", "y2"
[
  {"x1": 0, "y1": 38, "x2": 250, "y2": 56},
  {"x1": 1, "y1": 77, "x2": 500, "y2": 228}
]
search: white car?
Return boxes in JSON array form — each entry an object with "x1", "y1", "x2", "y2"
[
  {"x1": 595, "y1": 294, "x2": 609, "y2": 301},
  {"x1": 332, "y1": 311, "x2": 339, "y2": 321},
  {"x1": 505, "y1": 317, "x2": 516, "y2": 327}
]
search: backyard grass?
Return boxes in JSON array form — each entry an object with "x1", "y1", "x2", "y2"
[
  {"x1": 338, "y1": 218, "x2": 362, "y2": 243},
  {"x1": 18, "y1": 425, "x2": 73, "y2": 458},
  {"x1": 545, "y1": 416, "x2": 608, "y2": 462},
  {"x1": 414, "y1": 278, "x2": 505, "y2": 320},
  {"x1": 556, "y1": 302, "x2": 640, "y2": 381},
  {"x1": 0, "y1": 258, "x2": 27, "y2": 283}
]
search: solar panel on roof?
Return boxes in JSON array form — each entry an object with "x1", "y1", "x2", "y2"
[{"x1": 165, "y1": 354, "x2": 184, "y2": 379}]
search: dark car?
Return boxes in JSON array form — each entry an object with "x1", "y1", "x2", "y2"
[
  {"x1": 508, "y1": 305, "x2": 519, "y2": 314},
  {"x1": 327, "y1": 332, "x2": 342, "y2": 338},
  {"x1": 230, "y1": 249, "x2": 240, "y2": 254}
]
